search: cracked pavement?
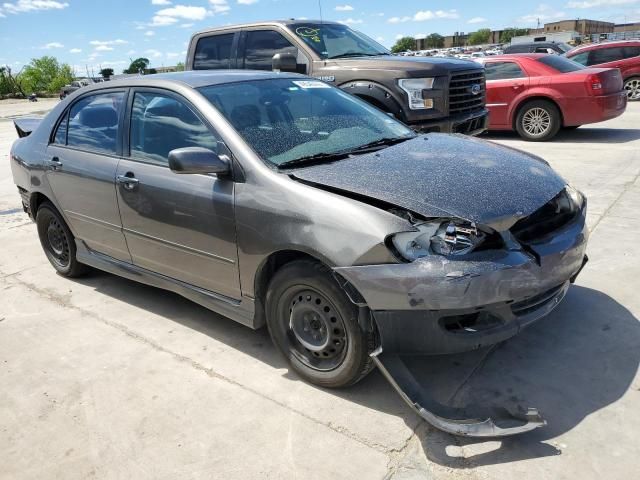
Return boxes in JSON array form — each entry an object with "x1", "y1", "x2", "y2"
[{"x1": 1, "y1": 99, "x2": 639, "y2": 479}]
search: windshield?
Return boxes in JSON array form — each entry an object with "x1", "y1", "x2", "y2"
[
  {"x1": 198, "y1": 78, "x2": 414, "y2": 167},
  {"x1": 537, "y1": 55, "x2": 585, "y2": 73},
  {"x1": 290, "y1": 23, "x2": 389, "y2": 59}
]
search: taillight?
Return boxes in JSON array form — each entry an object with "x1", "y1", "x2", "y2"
[{"x1": 586, "y1": 74, "x2": 603, "y2": 95}]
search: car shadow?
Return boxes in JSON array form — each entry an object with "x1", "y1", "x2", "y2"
[
  {"x1": 71, "y1": 271, "x2": 639, "y2": 469},
  {"x1": 484, "y1": 127, "x2": 640, "y2": 144}
]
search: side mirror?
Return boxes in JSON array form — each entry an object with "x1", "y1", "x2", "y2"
[
  {"x1": 168, "y1": 147, "x2": 230, "y2": 175},
  {"x1": 272, "y1": 52, "x2": 298, "y2": 73}
]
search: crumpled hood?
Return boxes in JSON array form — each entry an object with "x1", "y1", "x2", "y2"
[{"x1": 289, "y1": 134, "x2": 566, "y2": 231}]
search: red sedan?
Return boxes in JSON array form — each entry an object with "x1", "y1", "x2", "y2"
[{"x1": 476, "y1": 54, "x2": 627, "y2": 141}]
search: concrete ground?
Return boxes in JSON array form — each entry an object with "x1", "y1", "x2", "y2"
[{"x1": 0, "y1": 97, "x2": 638, "y2": 480}]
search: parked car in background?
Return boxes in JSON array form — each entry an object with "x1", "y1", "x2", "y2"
[
  {"x1": 185, "y1": 20, "x2": 489, "y2": 135},
  {"x1": 10, "y1": 70, "x2": 588, "y2": 437},
  {"x1": 476, "y1": 54, "x2": 626, "y2": 140},
  {"x1": 565, "y1": 40, "x2": 640, "y2": 101},
  {"x1": 504, "y1": 42, "x2": 572, "y2": 55},
  {"x1": 59, "y1": 79, "x2": 91, "y2": 100}
]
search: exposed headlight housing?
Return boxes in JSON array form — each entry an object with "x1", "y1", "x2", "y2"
[
  {"x1": 398, "y1": 78, "x2": 435, "y2": 110},
  {"x1": 565, "y1": 184, "x2": 584, "y2": 211},
  {"x1": 391, "y1": 219, "x2": 489, "y2": 262}
]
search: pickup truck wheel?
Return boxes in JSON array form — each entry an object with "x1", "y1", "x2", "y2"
[
  {"x1": 36, "y1": 202, "x2": 88, "y2": 277},
  {"x1": 266, "y1": 260, "x2": 375, "y2": 388},
  {"x1": 515, "y1": 100, "x2": 561, "y2": 141},
  {"x1": 624, "y1": 77, "x2": 640, "y2": 101}
]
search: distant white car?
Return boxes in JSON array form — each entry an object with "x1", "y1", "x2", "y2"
[{"x1": 471, "y1": 52, "x2": 486, "y2": 58}]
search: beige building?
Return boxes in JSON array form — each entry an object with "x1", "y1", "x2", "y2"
[{"x1": 544, "y1": 19, "x2": 614, "y2": 36}]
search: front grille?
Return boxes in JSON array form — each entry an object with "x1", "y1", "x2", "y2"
[
  {"x1": 453, "y1": 115, "x2": 485, "y2": 134},
  {"x1": 449, "y1": 70, "x2": 486, "y2": 115},
  {"x1": 511, "y1": 189, "x2": 579, "y2": 243},
  {"x1": 511, "y1": 284, "x2": 564, "y2": 316}
]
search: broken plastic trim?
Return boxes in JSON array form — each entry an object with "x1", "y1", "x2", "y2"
[{"x1": 371, "y1": 347, "x2": 546, "y2": 437}]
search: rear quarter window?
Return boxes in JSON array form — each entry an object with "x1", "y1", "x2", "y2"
[{"x1": 589, "y1": 47, "x2": 625, "y2": 65}]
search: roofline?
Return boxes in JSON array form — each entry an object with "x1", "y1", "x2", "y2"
[
  {"x1": 191, "y1": 19, "x2": 340, "y2": 37},
  {"x1": 569, "y1": 39, "x2": 640, "y2": 53}
]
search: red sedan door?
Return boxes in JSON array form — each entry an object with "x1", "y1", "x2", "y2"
[{"x1": 484, "y1": 60, "x2": 530, "y2": 128}]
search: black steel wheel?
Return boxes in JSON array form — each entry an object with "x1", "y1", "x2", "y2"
[
  {"x1": 266, "y1": 260, "x2": 375, "y2": 388},
  {"x1": 36, "y1": 202, "x2": 88, "y2": 277}
]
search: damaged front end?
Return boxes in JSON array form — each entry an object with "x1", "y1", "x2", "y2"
[{"x1": 334, "y1": 187, "x2": 589, "y2": 437}]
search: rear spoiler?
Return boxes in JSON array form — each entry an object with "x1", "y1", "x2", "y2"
[{"x1": 14, "y1": 117, "x2": 43, "y2": 138}]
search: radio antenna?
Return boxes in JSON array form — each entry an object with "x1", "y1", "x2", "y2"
[{"x1": 318, "y1": 0, "x2": 323, "y2": 23}]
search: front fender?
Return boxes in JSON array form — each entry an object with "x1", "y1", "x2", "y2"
[{"x1": 337, "y1": 80, "x2": 405, "y2": 118}]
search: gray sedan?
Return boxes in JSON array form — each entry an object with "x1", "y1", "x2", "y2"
[{"x1": 10, "y1": 70, "x2": 588, "y2": 436}]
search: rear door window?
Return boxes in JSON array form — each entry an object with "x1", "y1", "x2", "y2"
[
  {"x1": 129, "y1": 91, "x2": 219, "y2": 165},
  {"x1": 243, "y1": 30, "x2": 297, "y2": 70},
  {"x1": 66, "y1": 92, "x2": 125, "y2": 154},
  {"x1": 484, "y1": 61, "x2": 525, "y2": 80},
  {"x1": 589, "y1": 47, "x2": 625, "y2": 65},
  {"x1": 193, "y1": 33, "x2": 234, "y2": 70},
  {"x1": 623, "y1": 46, "x2": 640, "y2": 58}
]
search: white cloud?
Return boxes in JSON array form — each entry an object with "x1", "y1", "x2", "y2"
[
  {"x1": 94, "y1": 45, "x2": 113, "y2": 51},
  {"x1": 166, "y1": 52, "x2": 180, "y2": 58},
  {"x1": 376, "y1": 36, "x2": 385, "y2": 42},
  {"x1": 388, "y1": 10, "x2": 458, "y2": 23},
  {"x1": 156, "y1": 4, "x2": 208, "y2": 20},
  {"x1": 2, "y1": 0, "x2": 68, "y2": 14},
  {"x1": 42, "y1": 42, "x2": 64, "y2": 49},
  {"x1": 145, "y1": 49, "x2": 163, "y2": 58},
  {"x1": 145, "y1": 30, "x2": 155, "y2": 36},
  {"x1": 127, "y1": 49, "x2": 136, "y2": 55},
  {"x1": 567, "y1": 0, "x2": 638, "y2": 7},
  {"x1": 335, "y1": 4, "x2": 353, "y2": 11},
  {"x1": 518, "y1": 4, "x2": 565, "y2": 24},
  {"x1": 69, "y1": 48, "x2": 82, "y2": 53},
  {"x1": 209, "y1": 0, "x2": 230, "y2": 13},
  {"x1": 90, "y1": 39, "x2": 128, "y2": 46},
  {"x1": 467, "y1": 16, "x2": 487, "y2": 24},
  {"x1": 339, "y1": 18, "x2": 363, "y2": 24},
  {"x1": 395, "y1": 34, "x2": 405, "y2": 40},
  {"x1": 180, "y1": 22, "x2": 194, "y2": 27},
  {"x1": 237, "y1": 0, "x2": 257, "y2": 4},
  {"x1": 414, "y1": 33, "x2": 427, "y2": 39},
  {"x1": 150, "y1": 14, "x2": 178, "y2": 25},
  {"x1": 151, "y1": 0, "x2": 171, "y2": 4}
]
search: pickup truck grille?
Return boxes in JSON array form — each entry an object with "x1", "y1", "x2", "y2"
[{"x1": 449, "y1": 70, "x2": 486, "y2": 114}]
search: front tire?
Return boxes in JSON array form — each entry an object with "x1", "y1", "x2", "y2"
[
  {"x1": 624, "y1": 77, "x2": 640, "y2": 101},
  {"x1": 36, "y1": 202, "x2": 88, "y2": 277},
  {"x1": 515, "y1": 100, "x2": 561, "y2": 141},
  {"x1": 265, "y1": 260, "x2": 375, "y2": 388}
]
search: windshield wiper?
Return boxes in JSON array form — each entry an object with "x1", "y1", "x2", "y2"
[
  {"x1": 328, "y1": 52, "x2": 386, "y2": 59},
  {"x1": 277, "y1": 151, "x2": 351, "y2": 169},
  {"x1": 346, "y1": 136, "x2": 414, "y2": 154}
]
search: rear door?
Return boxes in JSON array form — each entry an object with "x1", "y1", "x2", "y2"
[
  {"x1": 46, "y1": 90, "x2": 131, "y2": 262},
  {"x1": 484, "y1": 60, "x2": 530, "y2": 127},
  {"x1": 587, "y1": 46, "x2": 626, "y2": 68},
  {"x1": 189, "y1": 31, "x2": 239, "y2": 70},
  {"x1": 115, "y1": 88, "x2": 241, "y2": 299}
]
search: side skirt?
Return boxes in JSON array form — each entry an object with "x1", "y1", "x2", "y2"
[{"x1": 76, "y1": 240, "x2": 257, "y2": 329}]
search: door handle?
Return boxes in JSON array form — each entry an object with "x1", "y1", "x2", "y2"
[
  {"x1": 49, "y1": 156, "x2": 62, "y2": 170},
  {"x1": 512, "y1": 83, "x2": 524, "y2": 89},
  {"x1": 116, "y1": 174, "x2": 140, "y2": 191}
]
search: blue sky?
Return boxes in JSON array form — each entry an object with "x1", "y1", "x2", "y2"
[{"x1": 1, "y1": 0, "x2": 639, "y2": 75}]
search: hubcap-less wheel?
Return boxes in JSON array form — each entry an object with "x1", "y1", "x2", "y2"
[
  {"x1": 624, "y1": 78, "x2": 640, "y2": 101},
  {"x1": 287, "y1": 288, "x2": 347, "y2": 371},
  {"x1": 522, "y1": 107, "x2": 551, "y2": 137},
  {"x1": 45, "y1": 217, "x2": 70, "y2": 268}
]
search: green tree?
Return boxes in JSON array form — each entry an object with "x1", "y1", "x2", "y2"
[
  {"x1": 500, "y1": 28, "x2": 530, "y2": 44},
  {"x1": 175, "y1": 61, "x2": 185, "y2": 72},
  {"x1": 99, "y1": 67, "x2": 114, "y2": 78},
  {"x1": 391, "y1": 36, "x2": 416, "y2": 53},
  {"x1": 20, "y1": 56, "x2": 74, "y2": 94},
  {"x1": 123, "y1": 57, "x2": 150, "y2": 74},
  {"x1": 425, "y1": 33, "x2": 444, "y2": 48},
  {"x1": 468, "y1": 28, "x2": 491, "y2": 46}
]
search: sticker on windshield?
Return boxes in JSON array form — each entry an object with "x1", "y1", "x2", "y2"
[
  {"x1": 292, "y1": 80, "x2": 331, "y2": 89},
  {"x1": 296, "y1": 27, "x2": 321, "y2": 42}
]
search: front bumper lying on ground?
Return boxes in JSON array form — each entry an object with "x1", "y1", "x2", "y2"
[{"x1": 335, "y1": 205, "x2": 588, "y2": 437}]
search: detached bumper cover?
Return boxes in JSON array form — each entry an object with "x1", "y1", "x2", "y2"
[
  {"x1": 408, "y1": 108, "x2": 489, "y2": 135},
  {"x1": 335, "y1": 206, "x2": 588, "y2": 355}
]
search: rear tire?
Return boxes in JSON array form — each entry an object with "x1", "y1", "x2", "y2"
[
  {"x1": 515, "y1": 100, "x2": 561, "y2": 141},
  {"x1": 36, "y1": 202, "x2": 88, "y2": 277},
  {"x1": 265, "y1": 260, "x2": 375, "y2": 388},
  {"x1": 624, "y1": 77, "x2": 640, "y2": 101}
]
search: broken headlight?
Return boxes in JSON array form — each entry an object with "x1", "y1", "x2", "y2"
[{"x1": 391, "y1": 220, "x2": 488, "y2": 261}]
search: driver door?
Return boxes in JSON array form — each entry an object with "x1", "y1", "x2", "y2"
[{"x1": 115, "y1": 88, "x2": 241, "y2": 299}]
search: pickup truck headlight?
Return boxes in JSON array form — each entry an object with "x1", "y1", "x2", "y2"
[
  {"x1": 398, "y1": 78, "x2": 435, "y2": 110},
  {"x1": 391, "y1": 219, "x2": 488, "y2": 261}
]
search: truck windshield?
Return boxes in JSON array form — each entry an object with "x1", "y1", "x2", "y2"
[
  {"x1": 290, "y1": 23, "x2": 389, "y2": 59},
  {"x1": 198, "y1": 78, "x2": 414, "y2": 167}
]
